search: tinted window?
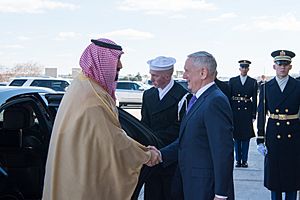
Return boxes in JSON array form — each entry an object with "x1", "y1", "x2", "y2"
[
  {"x1": 9, "y1": 79, "x2": 27, "y2": 86},
  {"x1": 30, "y1": 80, "x2": 69, "y2": 91},
  {"x1": 132, "y1": 83, "x2": 140, "y2": 90},
  {"x1": 117, "y1": 82, "x2": 134, "y2": 90},
  {"x1": 176, "y1": 80, "x2": 188, "y2": 90}
]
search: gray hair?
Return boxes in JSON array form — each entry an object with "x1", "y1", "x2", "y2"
[{"x1": 187, "y1": 51, "x2": 217, "y2": 76}]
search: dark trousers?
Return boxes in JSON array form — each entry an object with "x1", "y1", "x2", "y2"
[
  {"x1": 170, "y1": 166, "x2": 184, "y2": 200},
  {"x1": 271, "y1": 191, "x2": 297, "y2": 200},
  {"x1": 234, "y1": 139, "x2": 250, "y2": 162},
  {"x1": 144, "y1": 164, "x2": 176, "y2": 200}
]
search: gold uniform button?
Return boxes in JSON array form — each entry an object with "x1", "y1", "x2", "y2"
[
  {"x1": 286, "y1": 121, "x2": 290, "y2": 125},
  {"x1": 288, "y1": 134, "x2": 292, "y2": 138},
  {"x1": 245, "y1": 95, "x2": 247, "y2": 97},
  {"x1": 285, "y1": 109, "x2": 289, "y2": 113},
  {"x1": 238, "y1": 94, "x2": 241, "y2": 96},
  {"x1": 244, "y1": 107, "x2": 247, "y2": 110},
  {"x1": 277, "y1": 135, "x2": 281, "y2": 139},
  {"x1": 238, "y1": 101, "x2": 240, "y2": 103},
  {"x1": 238, "y1": 108, "x2": 241, "y2": 110},
  {"x1": 275, "y1": 109, "x2": 279, "y2": 113},
  {"x1": 276, "y1": 122, "x2": 280, "y2": 126}
]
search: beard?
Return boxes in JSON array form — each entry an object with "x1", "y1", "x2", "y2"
[{"x1": 115, "y1": 72, "x2": 119, "y2": 81}]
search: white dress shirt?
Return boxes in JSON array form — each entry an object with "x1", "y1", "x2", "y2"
[
  {"x1": 240, "y1": 75, "x2": 248, "y2": 85},
  {"x1": 275, "y1": 75, "x2": 289, "y2": 92},
  {"x1": 157, "y1": 79, "x2": 174, "y2": 100},
  {"x1": 194, "y1": 82, "x2": 215, "y2": 98}
]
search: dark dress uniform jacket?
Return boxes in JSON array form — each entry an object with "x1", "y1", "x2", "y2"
[
  {"x1": 141, "y1": 81, "x2": 188, "y2": 146},
  {"x1": 257, "y1": 77, "x2": 300, "y2": 191},
  {"x1": 141, "y1": 81, "x2": 188, "y2": 200},
  {"x1": 229, "y1": 76, "x2": 258, "y2": 140},
  {"x1": 215, "y1": 78, "x2": 230, "y2": 101}
]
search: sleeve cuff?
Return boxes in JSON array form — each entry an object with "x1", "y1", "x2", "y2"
[{"x1": 215, "y1": 194, "x2": 227, "y2": 199}]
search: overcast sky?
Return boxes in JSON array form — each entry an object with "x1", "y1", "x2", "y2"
[{"x1": 1, "y1": 0, "x2": 300, "y2": 78}]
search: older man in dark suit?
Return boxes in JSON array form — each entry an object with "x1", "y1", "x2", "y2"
[
  {"x1": 141, "y1": 56, "x2": 188, "y2": 200},
  {"x1": 148, "y1": 51, "x2": 234, "y2": 200}
]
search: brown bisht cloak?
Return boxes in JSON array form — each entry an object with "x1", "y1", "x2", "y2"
[{"x1": 42, "y1": 73, "x2": 150, "y2": 200}]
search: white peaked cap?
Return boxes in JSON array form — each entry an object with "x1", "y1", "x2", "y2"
[{"x1": 147, "y1": 56, "x2": 176, "y2": 71}]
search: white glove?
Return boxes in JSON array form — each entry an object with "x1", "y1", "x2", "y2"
[{"x1": 257, "y1": 144, "x2": 267, "y2": 156}]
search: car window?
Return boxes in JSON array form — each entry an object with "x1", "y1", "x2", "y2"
[
  {"x1": 30, "y1": 80, "x2": 69, "y2": 91},
  {"x1": 117, "y1": 82, "x2": 143, "y2": 90},
  {"x1": 117, "y1": 82, "x2": 133, "y2": 90},
  {"x1": 0, "y1": 105, "x2": 40, "y2": 127},
  {"x1": 176, "y1": 80, "x2": 188, "y2": 91},
  {"x1": 133, "y1": 83, "x2": 140, "y2": 90},
  {"x1": 9, "y1": 79, "x2": 27, "y2": 86}
]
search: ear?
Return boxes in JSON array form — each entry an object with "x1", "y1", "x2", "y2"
[
  {"x1": 273, "y1": 65, "x2": 276, "y2": 70},
  {"x1": 200, "y1": 68, "x2": 208, "y2": 79},
  {"x1": 163, "y1": 73, "x2": 171, "y2": 80}
]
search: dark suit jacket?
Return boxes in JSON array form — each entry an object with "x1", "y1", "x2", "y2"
[
  {"x1": 161, "y1": 84, "x2": 234, "y2": 200},
  {"x1": 141, "y1": 81, "x2": 188, "y2": 146}
]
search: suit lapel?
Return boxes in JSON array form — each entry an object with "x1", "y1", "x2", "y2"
[
  {"x1": 275, "y1": 77, "x2": 296, "y2": 107},
  {"x1": 267, "y1": 79, "x2": 280, "y2": 107},
  {"x1": 152, "y1": 82, "x2": 180, "y2": 114},
  {"x1": 179, "y1": 85, "x2": 217, "y2": 141},
  {"x1": 150, "y1": 88, "x2": 160, "y2": 105},
  {"x1": 269, "y1": 77, "x2": 296, "y2": 108}
]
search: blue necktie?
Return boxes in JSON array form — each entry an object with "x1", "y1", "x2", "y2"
[{"x1": 187, "y1": 95, "x2": 197, "y2": 113}]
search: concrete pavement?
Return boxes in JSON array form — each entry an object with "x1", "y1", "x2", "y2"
[
  {"x1": 136, "y1": 139, "x2": 270, "y2": 200},
  {"x1": 124, "y1": 108, "x2": 298, "y2": 199},
  {"x1": 233, "y1": 139, "x2": 269, "y2": 199}
]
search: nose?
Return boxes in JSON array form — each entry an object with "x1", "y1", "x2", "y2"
[
  {"x1": 150, "y1": 76, "x2": 155, "y2": 82},
  {"x1": 117, "y1": 60, "x2": 123, "y2": 71}
]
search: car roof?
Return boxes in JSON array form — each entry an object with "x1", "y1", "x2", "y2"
[
  {"x1": 117, "y1": 80, "x2": 145, "y2": 84},
  {"x1": 0, "y1": 86, "x2": 57, "y2": 106},
  {"x1": 117, "y1": 80, "x2": 142, "y2": 83},
  {"x1": 9, "y1": 77, "x2": 72, "y2": 82}
]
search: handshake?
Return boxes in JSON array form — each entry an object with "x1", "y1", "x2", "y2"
[{"x1": 145, "y1": 146, "x2": 162, "y2": 167}]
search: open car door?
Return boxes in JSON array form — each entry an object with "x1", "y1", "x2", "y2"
[{"x1": 0, "y1": 94, "x2": 53, "y2": 200}]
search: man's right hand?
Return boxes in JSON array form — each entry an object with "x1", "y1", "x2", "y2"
[
  {"x1": 145, "y1": 146, "x2": 162, "y2": 167},
  {"x1": 257, "y1": 143, "x2": 267, "y2": 156}
]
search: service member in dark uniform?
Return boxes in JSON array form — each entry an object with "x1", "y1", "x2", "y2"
[
  {"x1": 215, "y1": 71, "x2": 231, "y2": 101},
  {"x1": 229, "y1": 60, "x2": 258, "y2": 168},
  {"x1": 257, "y1": 50, "x2": 300, "y2": 200},
  {"x1": 141, "y1": 56, "x2": 188, "y2": 200}
]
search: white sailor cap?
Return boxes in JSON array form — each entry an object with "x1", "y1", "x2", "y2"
[{"x1": 147, "y1": 56, "x2": 176, "y2": 71}]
